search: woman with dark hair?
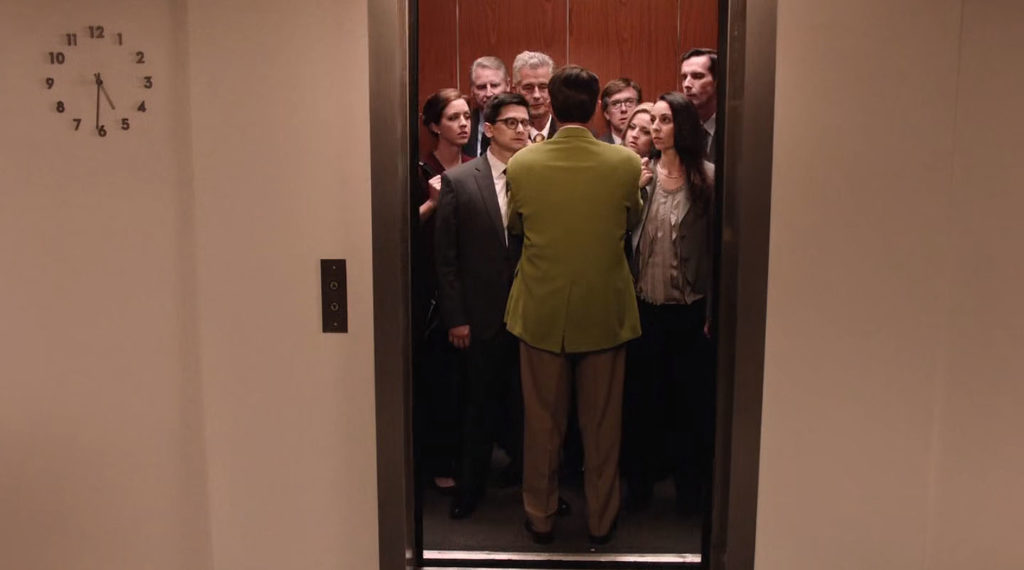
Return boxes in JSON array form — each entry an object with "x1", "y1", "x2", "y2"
[
  {"x1": 622, "y1": 92, "x2": 715, "y2": 514},
  {"x1": 417, "y1": 88, "x2": 472, "y2": 221},
  {"x1": 412, "y1": 89, "x2": 471, "y2": 496}
]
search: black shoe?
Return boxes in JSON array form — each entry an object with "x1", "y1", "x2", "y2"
[
  {"x1": 556, "y1": 496, "x2": 571, "y2": 517},
  {"x1": 448, "y1": 495, "x2": 478, "y2": 520},
  {"x1": 524, "y1": 519, "x2": 554, "y2": 545},
  {"x1": 588, "y1": 519, "x2": 617, "y2": 546}
]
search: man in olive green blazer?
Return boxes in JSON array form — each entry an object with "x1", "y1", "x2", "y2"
[{"x1": 505, "y1": 65, "x2": 642, "y2": 545}]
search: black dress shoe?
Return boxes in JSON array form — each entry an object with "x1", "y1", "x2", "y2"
[
  {"x1": 449, "y1": 495, "x2": 478, "y2": 520},
  {"x1": 556, "y1": 496, "x2": 571, "y2": 517},
  {"x1": 524, "y1": 519, "x2": 554, "y2": 545},
  {"x1": 588, "y1": 518, "x2": 618, "y2": 546}
]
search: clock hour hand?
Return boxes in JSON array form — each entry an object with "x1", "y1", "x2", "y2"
[{"x1": 94, "y1": 72, "x2": 116, "y2": 110}]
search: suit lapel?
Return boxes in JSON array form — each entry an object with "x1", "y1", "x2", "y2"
[{"x1": 473, "y1": 155, "x2": 506, "y2": 246}]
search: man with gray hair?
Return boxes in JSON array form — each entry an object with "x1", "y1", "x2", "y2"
[
  {"x1": 464, "y1": 56, "x2": 509, "y2": 157},
  {"x1": 512, "y1": 51, "x2": 558, "y2": 143}
]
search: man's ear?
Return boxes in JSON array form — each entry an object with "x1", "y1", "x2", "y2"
[{"x1": 482, "y1": 122, "x2": 495, "y2": 139}]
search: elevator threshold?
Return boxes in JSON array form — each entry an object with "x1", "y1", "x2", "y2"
[{"x1": 424, "y1": 548, "x2": 701, "y2": 564}]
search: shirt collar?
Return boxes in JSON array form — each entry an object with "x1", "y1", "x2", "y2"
[
  {"x1": 485, "y1": 148, "x2": 507, "y2": 177},
  {"x1": 529, "y1": 114, "x2": 553, "y2": 138},
  {"x1": 703, "y1": 113, "x2": 717, "y2": 136}
]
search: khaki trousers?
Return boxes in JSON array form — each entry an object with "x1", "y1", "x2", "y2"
[{"x1": 519, "y1": 341, "x2": 625, "y2": 536}]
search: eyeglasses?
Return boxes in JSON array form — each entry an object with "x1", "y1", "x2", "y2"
[
  {"x1": 608, "y1": 97, "x2": 638, "y2": 110},
  {"x1": 494, "y1": 117, "x2": 531, "y2": 130}
]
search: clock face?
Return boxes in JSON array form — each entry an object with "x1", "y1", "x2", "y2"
[{"x1": 44, "y1": 25, "x2": 152, "y2": 138}]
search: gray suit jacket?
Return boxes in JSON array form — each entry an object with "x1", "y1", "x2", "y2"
[{"x1": 434, "y1": 154, "x2": 521, "y2": 339}]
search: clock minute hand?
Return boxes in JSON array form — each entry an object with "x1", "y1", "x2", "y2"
[
  {"x1": 94, "y1": 74, "x2": 101, "y2": 131},
  {"x1": 95, "y1": 72, "x2": 116, "y2": 110}
]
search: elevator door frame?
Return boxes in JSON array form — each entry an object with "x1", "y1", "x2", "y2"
[{"x1": 368, "y1": 0, "x2": 776, "y2": 568}]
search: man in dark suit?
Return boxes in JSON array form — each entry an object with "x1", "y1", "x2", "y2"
[
  {"x1": 434, "y1": 93, "x2": 531, "y2": 519},
  {"x1": 680, "y1": 48, "x2": 718, "y2": 161},
  {"x1": 597, "y1": 77, "x2": 642, "y2": 145},
  {"x1": 512, "y1": 51, "x2": 559, "y2": 143},
  {"x1": 462, "y1": 56, "x2": 509, "y2": 158}
]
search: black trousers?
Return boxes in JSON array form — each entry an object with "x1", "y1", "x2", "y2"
[
  {"x1": 458, "y1": 328, "x2": 522, "y2": 499},
  {"x1": 622, "y1": 298, "x2": 714, "y2": 503},
  {"x1": 414, "y1": 323, "x2": 462, "y2": 482}
]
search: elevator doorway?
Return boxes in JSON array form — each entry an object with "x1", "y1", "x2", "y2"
[{"x1": 368, "y1": 0, "x2": 777, "y2": 568}]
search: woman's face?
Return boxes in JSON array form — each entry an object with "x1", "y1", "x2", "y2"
[
  {"x1": 434, "y1": 98, "x2": 471, "y2": 146},
  {"x1": 650, "y1": 100, "x2": 675, "y2": 152},
  {"x1": 624, "y1": 112, "x2": 653, "y2": 156}
]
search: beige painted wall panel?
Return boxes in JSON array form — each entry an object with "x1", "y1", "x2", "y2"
[
  {"x1": 925, "y1": 1, "x2": 1024, "y2": 568},
  {"x1": 0, "y1": 1, "x2": 211, "y2": 569},
  {"x1": 757, "y1": 1, "x2": 962, "y2": 568},
  {"x1": 185, "y1": 1, "x2": 378, "y2": 569}
]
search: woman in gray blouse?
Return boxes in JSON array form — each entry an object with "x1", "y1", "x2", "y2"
[{"x1": 622, "y1": 92, "x2": 716, "y2": 516}]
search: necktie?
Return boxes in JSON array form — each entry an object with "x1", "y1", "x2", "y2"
[{"x1": 532, "y1": 132, "x2": 546, "y2": 143}]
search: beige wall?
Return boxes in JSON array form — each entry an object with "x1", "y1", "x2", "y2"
[
  {"x1": 758, "y1": 1, "x2": 1024, "y2": 569},
  {"x1": 0, "y1": 1, "x2": 212, "y2": 569},
  {"x1": 187, "y1": 0, "x2": 378, "y2": 568},
  {"x1": 1, "y1": 0, "x2": 377, "y2": 569}
]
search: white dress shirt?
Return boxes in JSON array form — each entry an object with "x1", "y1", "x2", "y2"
[
  {"x1": 528, "y1": 114, "x2": 553, "y2": 143},
  {"x1": 486, "y1": 148, "x2": 509, "y2": 243}
]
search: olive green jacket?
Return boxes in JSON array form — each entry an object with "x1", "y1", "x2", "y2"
[{"x1": 504, "y1": 126, "x2": 643, "y2": 353}]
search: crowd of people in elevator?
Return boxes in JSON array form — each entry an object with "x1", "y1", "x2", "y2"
[{"x1": 411, "y1": 47, "x2": 719, "y2": 547}]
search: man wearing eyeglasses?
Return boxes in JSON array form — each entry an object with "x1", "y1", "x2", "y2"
[
  {"x1": 598, "y1": 78, "x2": 642, "y2": 145},
  {"x1": 434, "y1": 93, "x2": 532, "y2": 521}
]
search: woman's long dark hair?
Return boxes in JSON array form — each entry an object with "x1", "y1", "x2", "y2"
[{"x1": 653, "y1": 92, "x2": 713, "y2": 212}]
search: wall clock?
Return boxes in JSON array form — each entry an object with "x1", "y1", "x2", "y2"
[{"x1": 43, "y1": 24, "x2": 152, "y2": 137}]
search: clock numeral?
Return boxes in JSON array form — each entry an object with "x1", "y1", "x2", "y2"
[
  {"x1": 45, "y1": 77, "x2": 54, "y2": 89},
  {"x1": 56, "y1": 100, "x2": 65, "y2": 113},
  {"x1": 143, "y1": 76, "x2": 153, "y2": 89},
  {"x1": 73, "y1": 118, "x2": 82, "y2": 131},
  {"x1": 48, "y1": 51, "x2": 66, "y2": 65},
  {"x1": 121, "y1": 118, "x2": 130, "y2": 131},
  {"x1": 65, "y1": 33, "x2": 77, "y2": 46},
  {"x1": 89, "y1": 25, "x2": 105, "y2": 39},
  {"x1": 135, "y1": 51, "x2": 145, "y2": 64},
  {"x1": 98, "y1": 125, "x2": 108, "y2": 137},
  {"x1": 137, "y1": 101, "x2": 147, "y2": 112},
  {"x1": 116, "y1": 32, "x2": 123, "y2": 45}
]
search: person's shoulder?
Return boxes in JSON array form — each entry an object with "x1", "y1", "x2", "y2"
[
  {"x1": 445, "y1": 155, "x2": 487, "y2": 183},
  {"x1": 508, "y1": 143, "x2": 545, "y2": 169},
  {"x1": 703, "y1": 159, "x2": 715, "y2": 180},
  {"x1": 598, "y1": 141, "x2": 641, "y2": 167}
]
